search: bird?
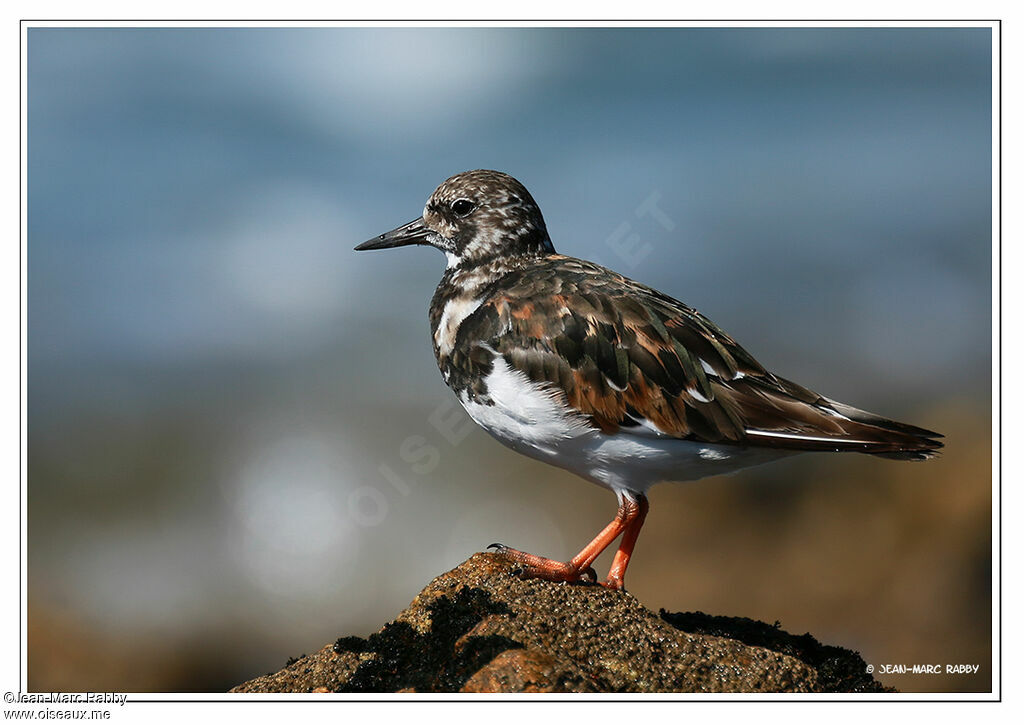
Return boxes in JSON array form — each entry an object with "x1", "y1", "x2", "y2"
[{"x1": 355, "y1": 169, "x2": 943, "y2": 591}]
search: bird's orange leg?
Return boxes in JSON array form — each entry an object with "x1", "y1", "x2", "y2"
[
  {"x1": 603, "y1": 494, "x2": 649, "y2": 589},
  {"x1": 489, "y1": 491, "x2": 648, "y2": 589}
]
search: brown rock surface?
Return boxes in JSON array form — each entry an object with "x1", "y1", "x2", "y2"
[{"x1": 231, "y1": 553, "x2": 888, "y2": 694}]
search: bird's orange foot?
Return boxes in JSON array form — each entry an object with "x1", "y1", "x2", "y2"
[{"x1": 487, "y1": 543, "x2": 598, "y2": 584}]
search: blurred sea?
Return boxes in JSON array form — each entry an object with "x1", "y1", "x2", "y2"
[{"x1": 27, "y1": 26, "x2": 992, "y2": 693}]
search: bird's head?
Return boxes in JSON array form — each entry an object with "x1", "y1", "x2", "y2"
[{"x1": 355, "y1": 169, "x2": 554, "y2": 267}]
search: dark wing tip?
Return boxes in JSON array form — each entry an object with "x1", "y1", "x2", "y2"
[{"x1": 871, "y1": 440, "x2": 944, "y2": 461}]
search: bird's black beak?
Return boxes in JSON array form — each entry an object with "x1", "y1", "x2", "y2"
[{"x1": 354, "y1": 217, "x2": 433, "y2": 251}]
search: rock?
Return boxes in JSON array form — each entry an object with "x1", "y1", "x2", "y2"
[{"x1": 231, "y1": 553, "x2": 888, "y2": 693}]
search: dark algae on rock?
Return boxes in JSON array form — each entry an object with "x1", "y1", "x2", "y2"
[
  {"x1": 659, "y1": 611, "x2": 889, "y2": 693},
  {"x1": 232, "y1": 553, "x2": 889, "y2": 694}
]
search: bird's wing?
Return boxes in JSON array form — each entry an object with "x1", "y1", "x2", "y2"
[{"x1": 465, "y1": 256, "x2": 941, "y2": 458}]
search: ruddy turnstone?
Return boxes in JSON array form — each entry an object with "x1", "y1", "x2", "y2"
[{"x1": 355, "y1": 170, "x2": 943, "y2": 590}]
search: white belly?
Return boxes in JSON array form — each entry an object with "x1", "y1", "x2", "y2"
[{"x1": 460, "y1": 357, "x2": 795, "y2": 493}]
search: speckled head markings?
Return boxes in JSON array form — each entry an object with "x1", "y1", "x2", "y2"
[
  {"x1": 356, "y1": 169, "x2": 554, "y2": 269},
  {"x1": 356, "y1": 169, "x2": 943, "y2": 590},
  {"x1": 426, "y1": 169, "x2": 555, "y2": 267}
]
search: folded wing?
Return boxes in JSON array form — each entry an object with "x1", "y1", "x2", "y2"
[{"x1": 463, "y1": 256, "x2": 942, "y2": 459}]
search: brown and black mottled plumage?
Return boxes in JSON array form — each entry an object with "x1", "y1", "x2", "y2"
[{"x1": 430, "y1": 253, "x2": 941, "y2": 460}]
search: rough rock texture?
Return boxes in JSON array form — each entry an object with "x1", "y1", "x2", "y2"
[{"x1": 232, "y1": 553, "x2": 888, "y2": 694}]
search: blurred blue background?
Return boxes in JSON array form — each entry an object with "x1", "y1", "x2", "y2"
[{"x1": 27, "y1": 27, "x2": 992, "y2": 692}]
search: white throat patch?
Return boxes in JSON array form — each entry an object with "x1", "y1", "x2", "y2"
[{"x1": 434, "y1": 295, "x2": 483, "y2": 357}]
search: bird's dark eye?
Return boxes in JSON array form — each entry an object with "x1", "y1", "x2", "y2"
[{"x1": 451, "y1": 199, "x2": 475, "y2": 217}]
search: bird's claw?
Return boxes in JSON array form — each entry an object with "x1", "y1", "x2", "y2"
[{"x1": 488, "y1": 543, "x2": 599, "y2": 585}]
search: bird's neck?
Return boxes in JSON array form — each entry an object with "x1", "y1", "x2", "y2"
[
  {"x1": 434, "y1": 248, "x2": 559, "y2": 303},
  {"x1": 428, "y1": 253, "x2": 543, "y2": 381}
]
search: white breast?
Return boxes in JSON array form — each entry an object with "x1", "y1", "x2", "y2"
[
  {"x1": 460, "y1": 356, "x2": 796, "y2": 494},
  {"x1": 461, "y1": 355, "x2": 595, "y2": 451}
]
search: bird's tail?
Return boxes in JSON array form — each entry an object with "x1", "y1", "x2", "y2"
[
  {"x1": 734, "y1": 375, "x2": 945, "y2": 459},
  {"x1": 822, "y1": 400, "x2": 944, "y2": 460}
]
